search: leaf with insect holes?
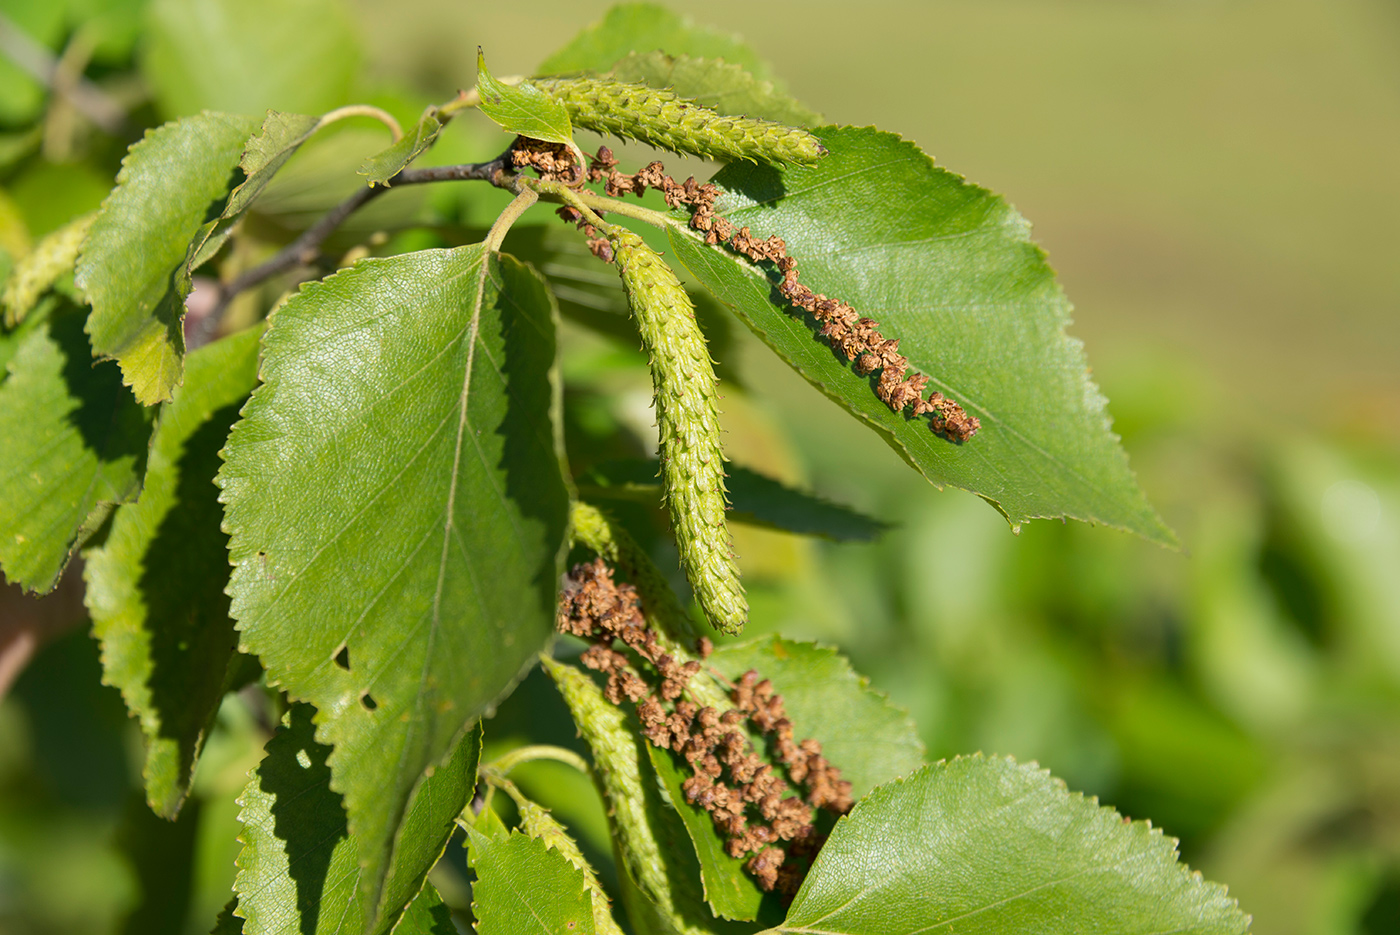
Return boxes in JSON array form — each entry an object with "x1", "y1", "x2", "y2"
[
  {"x1": 669, "y1": 125, "x2": 1174, "y2": 545},
  {"x1": 773, "y1": 755, "x2": 1251, "y2": 934},
  {"x1": 0, "y1": 296, "x2": 153, "y2": 592},
  {"x1": 219, "y1": 245, "x2": 568, "y2": 930},
  {"x1": 360, "y1": 106, "x2": 445, "y2": 186},
  {"x1": 232, "y1": 703, "x2": 480, "y2": 935},
  {"x1": 476, "y1": 50, "x2": 573, "y2": 147},
  {"x1": 85, "y1": 325, "x2": 262, "y2": 818},
  {"x1": 77, "y1": 111, "x2": 261, "y2": 404}
]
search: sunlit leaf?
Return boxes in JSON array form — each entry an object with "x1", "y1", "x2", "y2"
[
  {"x1": 0, "y1": 297, "x2": 153, "y2": 592},
  {"x1": 84, "y1": 326, "x2": 262, "y2": 817},
  {"x1": 219, "y1": 245, "x2": 568, "y2": 924},
  {"x1": 233, "y1": 704, "x2": 481, "y2": 935},
  {"x1": 477, "y1": 50, "x2": 574, "y2": 147},
  {"x1": 77, "y1": 111, "x2": 261, "y2": 404},
  {"x1": 775, "y1": 756, "x2": 1251, "y2": 935},
  {"x1": 668, "y1": 126, "x2": 1173, "y2": 544},
  {"x1": 466, "y1": 826, "x2": 597, "y2": 935}
]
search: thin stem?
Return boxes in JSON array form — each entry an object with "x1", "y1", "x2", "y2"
[
  {"x1": 484, "y1": 188, "x2": 539, "y2": 253},
  {"x1": 318, "y1": 104, "x2": 404, "y2": 142},
  {"x1": 486, "y1": 744, "x2": 592, "y2": 778}
]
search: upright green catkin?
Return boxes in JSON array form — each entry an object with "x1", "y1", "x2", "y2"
[
  {"x1": 608, "y1": 230, "x2": 747, "y2": 635},
  {"x1": 528, "y1": 76, "x2": 824, "y2": 165}
]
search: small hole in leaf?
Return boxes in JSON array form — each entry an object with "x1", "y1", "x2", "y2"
[
  {"x1": 334, "y1": 645, "x2": 350, "y2": 670},
  {"x1": 361, "y1": 692, "x2": 378, "y2": 711}
]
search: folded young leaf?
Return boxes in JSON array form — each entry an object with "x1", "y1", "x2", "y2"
[
  {"x1": 579, "y1": 458, "x2": 889, "y2": 542},
  {"x1": 0, "y1": 297, "x2": 153, "y2": 592},
  {"x1": 85, "y1": 325, "x2": 262, "y2": 818},
  {"x1": 778, "y1": 755, "x2": 1250, "y2": 935},
  {"x1": 360, "y1": 106, "x2": 444, "y2": 186},
  {"x1": 466, "y1": 826, "x2": 598, "y2": 935},
  {"x1": 649, "y1": 636, "x2": 925, "y2": 921},
  {"x1": 77, "y1": 111, "x2": 261, "y2": 404},
  {"x1": 608, "y1": 52, "x2": 821, "y2": 126},
  {"x1": 477, "y1": 51, "x2": 573, "y2": 148},
  {"x1": 219, "y1": 246, "x2": 568, "y2": 928},
  {"x1": 233, "y1": 704, "x2": 481, "y2": 935},
  {"x1": 536, "y1": 3, "x2": 773, "y2": 80},
  {"x1": 668, "y1": 126, "x2": 1175, "y2": 546}
]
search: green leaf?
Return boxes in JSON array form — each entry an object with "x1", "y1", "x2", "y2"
[
  {"x1": 477, "y1": 50, "x2": 574, "y2": 147},
  {"x1": 77, "y1": 112, "x2": 262, "y2": 405},
  {"x1": 143, "y1": 0, "x2": 360, "y2": 120},
  {"x1": 537, "y1": 3, "x2": 772, "y2": 80},
  {"x1": 188, "y1": 110, "x2": 322, "y2": 272},
  {"x1": 360, "y1": 107, "x2": 445, "y2": 186},
  {"x1": 775, "y1": 756, "x2": 1251, "y2": 935},
  {"x1": 608, "y1": 52, "x2": 821, "y2": 126},
  {"x1": 212, "y1": 899, "x2": 244, "y2": 935},
  {"x1": 233, "y1": 704, "x2": 481, "y2": 935},
  {"x1": 466, "y1": 826, "x2": 597, "y2": 935},
  {"x1": 219, "y1": 245, "x2": 568, "y2": 924},
  {"x1": 580, "y1": 459, "x2": 889, "y2": 542},
  {"x1": 668, "y1": 126, "x2": 1174, "y2": 545},
  {"x1": 649, "y1": 636, "x2": 925, "y2": 921},
  {"x1": 0, "y1": 297, "x2": 153, "y2": 592},
  {"x1": 392, "y1": 884, "x2": 457, "y2": 935},
  {"x1": 83, "y1": 326, "x2": 262, "y2": 818}
]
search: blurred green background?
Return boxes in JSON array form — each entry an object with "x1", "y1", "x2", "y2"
[{"x1": 1, "y1": 1, "x2": 1397, "y2": 933}]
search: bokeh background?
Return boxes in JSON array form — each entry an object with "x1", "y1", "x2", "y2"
[{"x1": 2, "y1": 1, "x2": 1397, "y2": 933}]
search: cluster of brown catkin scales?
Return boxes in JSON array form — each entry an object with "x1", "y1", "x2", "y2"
[
  {"x1": 580, "y1": 145, "x2": 980, "y2": 443},
  {"x1": 557, "y1": 558, "x2": 853, "y2": 895}
]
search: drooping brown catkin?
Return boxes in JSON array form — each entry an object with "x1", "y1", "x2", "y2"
[
  {"x1": 585, "y1": 146, "x2": 980, "y2": 443},
  {"x1": 558, "y1": 558, "x2": 853, "y2": 894}
]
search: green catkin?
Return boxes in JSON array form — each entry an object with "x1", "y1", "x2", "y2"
[
  {"x1": 540, "y1": 657, "x2": 711, "y2": 935},
  {"x1": 2, "y1": 212, "x2": 95, "y2": 328},
  {"x1": 607, "y1": 231, "x2": 747, "y2": 635},
  {"x1": 528, "y1": 76, "x2": 824, "y2": 166}
]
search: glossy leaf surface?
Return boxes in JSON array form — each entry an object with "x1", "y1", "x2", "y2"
[
  {"x1": 774, "y1": 756, "x2": 1251, "y2": 935},
  {"x1": 219, "y1": 245, "x2": 567, "y2": 922},
  {"x1": 0, "y1": 297, "x2": 152, "y2": 591},
  {"x1": 85, "y1": 325, "x2": 262, "y2": 817},
  {"x1": 668, "y1": 126, "x2": 1172, "y2": 544},
  {"x1": 77, "y1": 112, "x2": 261, "y2": 404}
]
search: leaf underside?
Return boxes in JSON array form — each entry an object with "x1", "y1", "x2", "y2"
[
  {"x1": 219, "y1": 245, "x2": 567, "y2": 925},
  {"x1": 607, "y1": 51, "x2": 821, "y2": 126},
  {"x1": 360, "y1": 107, "x2": 444, "y2": 186},
  {"x1": 477, "y1": 51, "x2": 574, "y2": 147},
  {"x1": 85, "y1": 325, "x2": 263, "y2": 817},
  {"x1": 779, "y1": 755, "x2": 1250, "y2": 935},
  {"x1": 668, "y1": 126, "x2": 1174, "y2": 545}
]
